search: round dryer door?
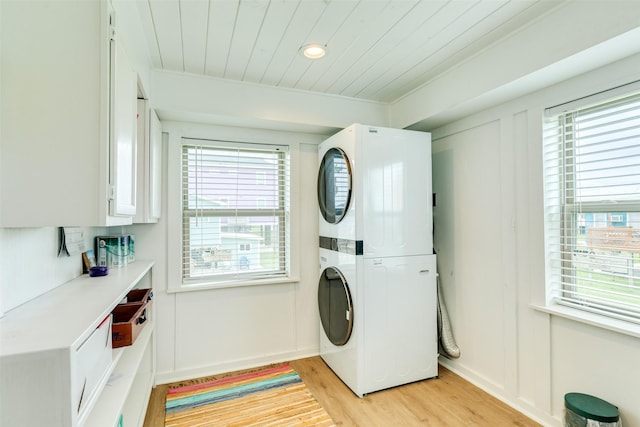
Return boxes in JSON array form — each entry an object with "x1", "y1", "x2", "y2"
[
  {"x1": 318, "y1": 266, "x2": 353, "y2": 346},
  {"x1": 318, "y1": 147, "x2": 352, "y2": 224}
]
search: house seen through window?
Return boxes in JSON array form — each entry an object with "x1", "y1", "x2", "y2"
[
  {"x1": 181, "y1": 139, "x2": 290, "y2": 283},
  {"x1": 543, "y1": 86, "x2": 640, "y2": 324}
]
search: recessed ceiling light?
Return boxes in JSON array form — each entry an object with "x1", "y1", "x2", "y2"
[{"x1": 302, "y1": 44, "x2": 326, "y2": 59}]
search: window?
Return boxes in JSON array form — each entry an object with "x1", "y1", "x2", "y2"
[
  {"x1": 181, "y1": 139, "x2": 290, "y2": 284},
  {"x1": 543, "y1": 85, "x2": 640, "y2": 324}
]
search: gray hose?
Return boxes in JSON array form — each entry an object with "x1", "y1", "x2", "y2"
[{"x1": 437, "y1": 273, "x2": 460, "y2": 359}]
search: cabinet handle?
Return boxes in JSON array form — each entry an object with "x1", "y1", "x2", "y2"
[
  {"x1": 419, "y1": 269, "x2": 430, "y2": 273},
  {"x1": 77, "y1": 378, "x2": 87, "y2": 413},
  {"x1": 104, "y1": 316, "x2": 112, "y2": 348}
]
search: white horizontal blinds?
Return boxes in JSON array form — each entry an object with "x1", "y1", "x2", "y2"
[
  {"x1": 543, "y1": 90, "x2": 640, "y2": 324},
  {"x1": 181, "y1": 139, "x2": 290, "y2": 283}
]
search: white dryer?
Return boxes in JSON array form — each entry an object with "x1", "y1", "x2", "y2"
[
  {"x1": 318, "y1": 247, "x2": 438, "y2": 397},
  {"x1": 318, "y1": 124, "x2": 439, "y2": 397},
  {"x1": 317, "y1": 123, "x2": 434, "y2": 257}
]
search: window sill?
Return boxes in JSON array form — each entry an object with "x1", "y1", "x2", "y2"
[
  {"x1": 168, "y1": 276, "x2": 300, "y2": 293},
  {"x1": 532, "y1": 303, "x2": 640, "y2": 339}
]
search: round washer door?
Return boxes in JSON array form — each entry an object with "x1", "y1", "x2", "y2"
[
  {"x1": 317, "y1": 147, "x2": 352, "y2": 224},
  {"x1": 318, "y1": 266, "x2": 353, "y2": 346}
]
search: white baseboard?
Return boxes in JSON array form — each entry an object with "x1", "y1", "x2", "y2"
[{"x1": 438, "y1": 358, "x2": 560, "y2": 427}]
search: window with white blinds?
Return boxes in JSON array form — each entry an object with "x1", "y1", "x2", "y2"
[
  {"x1": 181, "y1": 139, "x2": 290, "y2": 284},
  {"x1": 543, "y1": 86, "x2": 640, "y2": 324}
]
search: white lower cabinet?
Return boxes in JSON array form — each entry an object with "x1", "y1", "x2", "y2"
[{"x1": 0, "y1": 261, "x2": 155, "y2": 427}]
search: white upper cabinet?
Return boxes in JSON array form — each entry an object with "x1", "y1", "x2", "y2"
[
  {"x1": 0, "y1": 0, "x2": 137, "y2": 227},
  {"x1": 134, "y1": 99, "x2": 162, "y2": 224}
]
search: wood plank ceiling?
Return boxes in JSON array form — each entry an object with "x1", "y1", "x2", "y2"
[{"x1": 137, "y1": 0, "x2": 560, "y2": 103}]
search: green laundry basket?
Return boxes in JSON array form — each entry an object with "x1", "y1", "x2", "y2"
[{"x1": 565, "y1": 392, "x2": 621, "y2": 427}]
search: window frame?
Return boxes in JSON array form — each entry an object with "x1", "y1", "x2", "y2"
[
  {"x1": 542, "y1": 82, "x2": 640, "y2": 327},
  {"x1": 166, "y1": 123, "x2": 302, "y2": 292},
  {"x1": 181, "y1": 140, "x2": 289, "y2": 284}
]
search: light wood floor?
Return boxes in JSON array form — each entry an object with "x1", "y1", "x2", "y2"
[{"x1": 143, "y1": 356, "x2": 540, "y2": 426}]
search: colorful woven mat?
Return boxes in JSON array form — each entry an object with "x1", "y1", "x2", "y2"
[{"x1": 165, "y1": 364, "x2": 335, "y2": 426}]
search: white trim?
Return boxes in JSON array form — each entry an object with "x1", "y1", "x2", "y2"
[
  {"x1": 167, "y1": 276, "x2": 300, "y2": 294},
  {"x1": 438, "y1": 359, "x2": 557, "y2": 427},
  {"x1": 544, "y1": 79, "x2": 640, "y2": 116},
  {"x1": 542, "y1": 88, "x2": 640, "y2": 327},
  {"x1": 166, "y1": 121, "x2": 309, "y2": 293},
  {"x1": 532, "y1": 303, "x2": 640, "y2": 339}
]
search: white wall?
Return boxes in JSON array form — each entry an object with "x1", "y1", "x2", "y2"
[
  {"x1": 431, "y1": 52, "x2": 640, "y2": 426},
  {"x1": 0, "y1": 227, "x2": 105, "y2": 315}
]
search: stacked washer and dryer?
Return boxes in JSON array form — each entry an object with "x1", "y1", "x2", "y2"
[{"x1": 317, "y1": 123, "x2": 438, "y2": 398}]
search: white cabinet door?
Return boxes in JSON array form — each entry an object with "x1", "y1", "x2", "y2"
[
  {"x1": 149, "y1": 109, "x2": 163, "y2": 221},
  {"x1": 134, "y1": 101, "x2": 162, "y2": 223},
  {"x1": 110, "y1": 36, "x2": 138, "y2": 217}
]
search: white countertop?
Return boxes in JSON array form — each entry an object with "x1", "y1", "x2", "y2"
[{"x1": 0, "y1": 261, "x2": 154, "y2": 356}]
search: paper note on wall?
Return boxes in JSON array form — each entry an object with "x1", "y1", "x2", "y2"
[{"x1": 58, "y1": 227, "x2": 86, "y2": 256}]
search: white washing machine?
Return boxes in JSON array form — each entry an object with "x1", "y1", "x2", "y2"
[
  {"x1": 317, "y1": 124, "x2": 438, "y2": 397},
  {"x1": 318, "y1": 247, "x2": 438, "y2": 397}
]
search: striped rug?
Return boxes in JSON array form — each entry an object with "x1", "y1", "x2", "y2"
[{"x1": 165, "y1": 364, "x2": 336, "y2": 427}]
